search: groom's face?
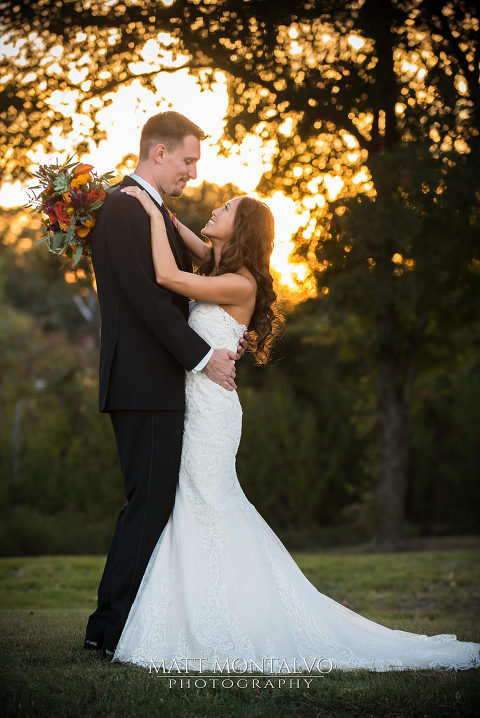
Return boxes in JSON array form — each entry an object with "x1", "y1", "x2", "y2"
[{"x1": 155, "y1": 134, "x2": 201, "y2": 197}]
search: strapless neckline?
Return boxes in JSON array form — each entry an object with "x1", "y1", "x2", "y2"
[
  {"x1": 190, "y1": 301, "x2": 248, "y2": 331},
  {"x1": 217, "y1": 304, "x2": 248, "y2": 331}
]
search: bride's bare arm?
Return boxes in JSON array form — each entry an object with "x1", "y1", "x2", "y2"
[
  {"x1": 121, "y1": 186, "x2": 255, "y2": 305},
  {"x1": 175, "y1": 219, "x2": 210, "y2": 266}
]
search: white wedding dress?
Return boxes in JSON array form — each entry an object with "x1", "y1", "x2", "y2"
[{"x1": 113, "y1": 301, "x2": 480, "y2": 672}]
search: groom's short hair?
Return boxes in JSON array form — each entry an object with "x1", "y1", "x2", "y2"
[{"x1": 139, "y1": 111, "x2": 207, "y2": 160}]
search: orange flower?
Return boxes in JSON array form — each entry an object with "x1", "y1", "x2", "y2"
[
  {"x1": 87, "y1": 188, "x2": 107, "y2": 203},
  {"x1": 59, "y1": 221, "x2": 69, "y2": 231},
  {"x1": 70, "y1": 173, "x2": 91, "y2": 189},
  {"x1": 72, "y1": 163, "x2": 94, "y2": 177},
  {"x1": 53, "y1": 200, "x2": 69, "y2": 224},
  {"x1": 77, "y1": 219, "x2": 94, "y2": 238}
]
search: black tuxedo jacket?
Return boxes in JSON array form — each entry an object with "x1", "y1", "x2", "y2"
[{"x1": 91, "y1": 176, "x2": 210, "y2": 412}]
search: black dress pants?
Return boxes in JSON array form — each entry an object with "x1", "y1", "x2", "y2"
[{"x1": 84, "y1": 409, "x2": 184, "y2": 651}]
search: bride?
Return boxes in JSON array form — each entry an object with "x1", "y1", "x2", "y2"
[{"x1": 113, "y1": 185, "x2": 480, "y2": 673}]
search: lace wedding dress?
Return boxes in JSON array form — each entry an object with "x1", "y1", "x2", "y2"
[{"x1": 113, "y1": 301, "x2": 480, "y2": 672}]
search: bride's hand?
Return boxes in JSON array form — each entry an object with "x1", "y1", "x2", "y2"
[
  {"x1": 235, "y1": 331, "x2": 249, "y2": 360},
  {"x1": 120, "y1": 186, "x2": 161, "y2": 220}
]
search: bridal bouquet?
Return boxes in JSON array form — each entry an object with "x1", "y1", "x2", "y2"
[{"x1": 26, "y1": 156, "x2": 115, "y2": 265}]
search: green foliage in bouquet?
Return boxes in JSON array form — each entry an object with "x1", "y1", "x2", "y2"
[{"x1": 26, "y1": 156, "x2": 116, "y2": 266}]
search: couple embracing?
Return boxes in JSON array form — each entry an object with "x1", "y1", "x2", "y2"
[{"x1": 84, "y1": 111, "x2": 480, "y2": 673}]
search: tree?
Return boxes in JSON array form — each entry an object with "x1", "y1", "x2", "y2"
[
  {"x1": 1, "y1": 0, "x2": 479, "y2": 547},
  {"x1": 316, "y1": 142, "x2": 480, "y2": 547},
  {"x1": 1, "y1": 1, "x2": 478, "y2": 183}
]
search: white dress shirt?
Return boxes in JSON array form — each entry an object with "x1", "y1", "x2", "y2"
[{"x1": 129, "y1": 173, "x2": 213, "y2": 372}]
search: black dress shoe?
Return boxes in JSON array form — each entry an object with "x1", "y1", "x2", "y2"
[
  {"x1": 102, "y1": 648, "x2": 115, "y2": 659},
  {"x1": 84, "y1": 639, "x2": 102, "y2": 651}
]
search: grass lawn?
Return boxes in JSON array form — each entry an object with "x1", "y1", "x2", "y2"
[{"x1": 0, "y1": 540, "x2": 479, "y2": 717}]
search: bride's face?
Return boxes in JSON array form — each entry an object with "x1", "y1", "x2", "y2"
[{"x1": 202, "y1": 198, "x2": 241, "y2": 240}]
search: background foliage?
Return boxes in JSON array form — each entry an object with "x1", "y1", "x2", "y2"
[
  {"x1": 0, "y1": 197, "x2": 479, "y2": 555},
  {"x1": 0, "y1": 0, "x2": 479, "y2": 553}
]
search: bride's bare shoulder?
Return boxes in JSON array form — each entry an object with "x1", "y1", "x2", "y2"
[{"x1": 236, "y1": 266, "x2": 257, "y2": 291}]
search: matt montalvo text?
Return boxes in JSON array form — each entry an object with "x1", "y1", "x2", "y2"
[{"x1": 149, "y1": 657, "x2": 334, "y2": 689}]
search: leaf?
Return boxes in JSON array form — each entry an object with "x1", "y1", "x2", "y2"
[
  {"x1": 52, "y1": 231, "x2": 64, "y2": 250},
  {"x1": 74, "y1": 245, "x2": 83, "y2": 266},
  {"x1": 35, "y1": 235, "x2": 49, "y2": 245},
  {"x1": 61, "y1": 153, "x2": 77, "y2": 169},
  {"x1": 65, "y1": 216, "x2": 76, "y2": 244}
]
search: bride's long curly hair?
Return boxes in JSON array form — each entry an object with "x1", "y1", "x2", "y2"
[{"x1": 197, "y1": 197, "x2": 283, "y2": 365}]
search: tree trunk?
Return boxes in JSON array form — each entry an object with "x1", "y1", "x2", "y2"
[
  {"x1": 373, "y1": 309, "x2": 417, "y2": 550},
  {"x1": 374, "y1": 356, "x2": 408, "y2": 549}
]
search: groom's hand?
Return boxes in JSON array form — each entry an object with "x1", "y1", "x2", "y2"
[{"x1": 204, "y1": 349, "x2": 237, "y2": 391}]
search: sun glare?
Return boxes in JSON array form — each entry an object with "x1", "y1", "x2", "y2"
[
  {"x1": 256, "y1": 191, "x2": 310, "y2": 290},
  {"x1": 347, "y1": 35, "x2": 365, "y2": 50}
]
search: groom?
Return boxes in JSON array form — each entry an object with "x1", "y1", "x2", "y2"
[{"x1": 84, "y1": 111, "x2": 247, "y2": 656}]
